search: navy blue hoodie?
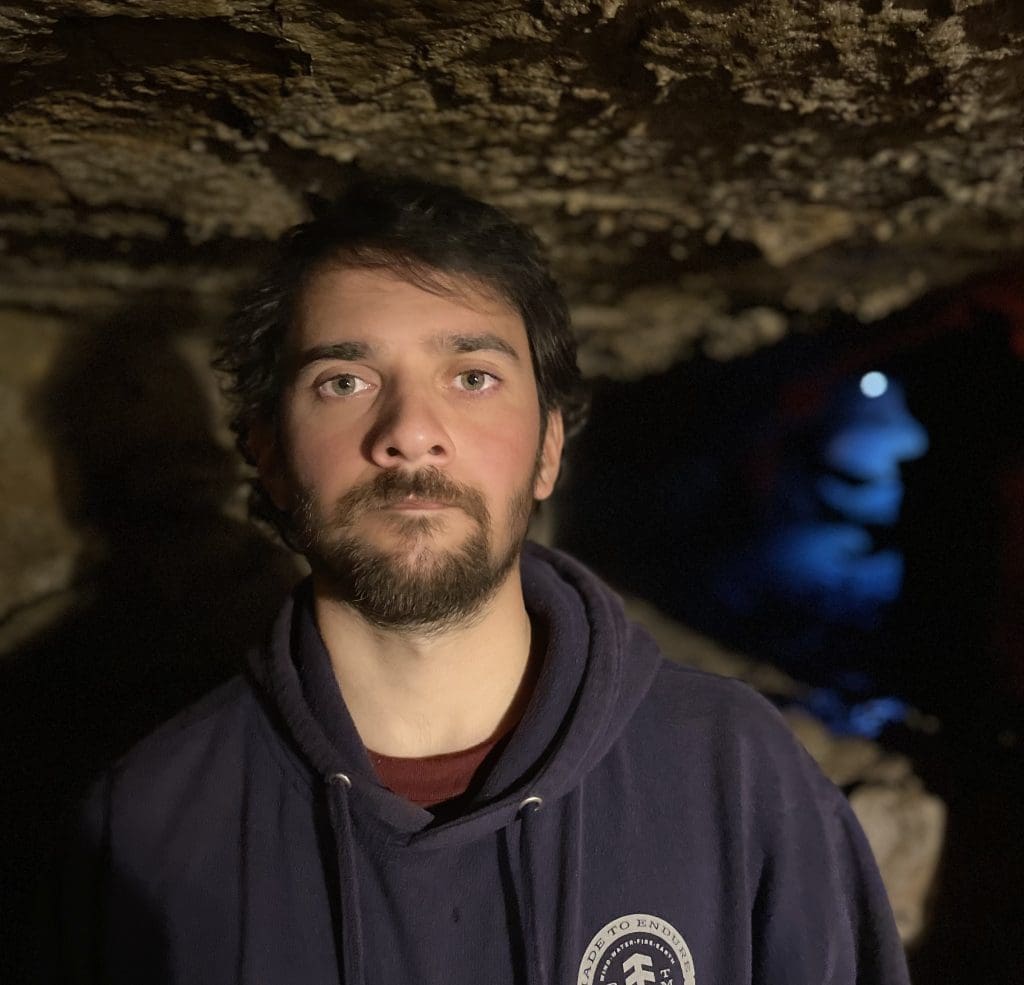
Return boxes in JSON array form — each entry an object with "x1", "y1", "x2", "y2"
[{"x1": 56, "y1": 543, "x2": 909, "y2": 984}]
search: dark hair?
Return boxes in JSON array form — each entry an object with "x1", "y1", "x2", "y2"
[{"x1": 212, "y1": 173, "x2": 588, "y2": 538}]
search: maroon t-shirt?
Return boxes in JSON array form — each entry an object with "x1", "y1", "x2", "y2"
[{"x1": 369, "y1": 732, "x2": 509, "y2": 808}]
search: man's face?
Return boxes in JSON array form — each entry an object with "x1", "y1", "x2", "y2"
[{"x1": 254, "y1": 266, "x2": 563, "y2": 631}]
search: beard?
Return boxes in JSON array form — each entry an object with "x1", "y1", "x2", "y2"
[{"x1": 288, "y1": 463, "x2": 537, "y2": 634}]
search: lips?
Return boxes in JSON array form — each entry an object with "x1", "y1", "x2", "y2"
[{"x1": 380, "y1": 495, "x2": 454, "y2": 511}]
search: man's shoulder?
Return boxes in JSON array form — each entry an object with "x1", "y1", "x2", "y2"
[
  {"x1": 646, "y1": 658, "x2": 785, "y2": 724},
  {"x1": 634, "y1": 659, "x2": 835, "y2": 797},
  {"x1": 100, "y1": 674, "x2": 305, "y2": 807},
  {"x1": 116, "y1": 675, "x2": 256, "y2": 764}
]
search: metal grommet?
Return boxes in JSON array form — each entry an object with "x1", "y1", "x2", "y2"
[
  {"x1": 518, "y1": 794, "x2": 543, "y2": 814},
  {"x1": 329, "y1": 772, "x2": 352, "y2": 788}
]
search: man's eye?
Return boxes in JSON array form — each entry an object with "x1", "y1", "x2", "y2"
[
  {"x1": 455, "y1": 370, "x2": 498, "y2": 392},
  {"x1": 318, "y1": 374, "x2": 370, "y2": 398}
]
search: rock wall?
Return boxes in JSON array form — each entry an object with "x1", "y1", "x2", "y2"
[{"x1": 3, "y1": 0, "x2": 1022, "y2": 342}]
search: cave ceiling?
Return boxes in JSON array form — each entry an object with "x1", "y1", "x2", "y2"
[{"x1": 2, "y1": 0, "x2": 1022, "y2": 375}]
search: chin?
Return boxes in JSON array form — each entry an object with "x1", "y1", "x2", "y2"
[{"x1": 373, "y1": 510, "x2": 475, "y2": 548}]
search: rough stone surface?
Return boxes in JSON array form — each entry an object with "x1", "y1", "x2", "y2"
[
  {"x1": 849, "y1": 783, "x2": 947, "y2": 947},
  {"x1": 0, "y1": 309, "x2": 81, "y2": 625},
  {"x1": 1, "y1": 0, "x2": 1022, "y2": 369}
]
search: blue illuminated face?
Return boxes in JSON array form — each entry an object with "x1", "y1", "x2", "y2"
[
  {"x1": 704, "y1": 369, "x2": 929, "y2": 733},
  {"x1": 815, "y1": 375, "x2": 929, "y2": 525},
  {"x1": 712, "y1": 371, "x2": 929, "y2": 633}
]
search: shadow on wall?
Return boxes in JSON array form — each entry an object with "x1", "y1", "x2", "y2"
[{"x1": 0, "y1": 299, "x2": 300, "y2": 978}]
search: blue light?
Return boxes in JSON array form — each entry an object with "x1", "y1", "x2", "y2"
[
  {"x1": 859, "y1": 371, "x2": 888, "y2": 398},
  {"x1": 802, "y1": 690, "x2": 908, "y2": 738}
]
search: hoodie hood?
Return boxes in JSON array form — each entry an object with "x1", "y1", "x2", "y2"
[{"x1": 248, "y1": 540, "x2": 664, "y2": 845}]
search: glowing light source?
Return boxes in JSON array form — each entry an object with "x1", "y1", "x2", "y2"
[{"x1": 859, "y1": 371, "x2": 888, "y2": 398}]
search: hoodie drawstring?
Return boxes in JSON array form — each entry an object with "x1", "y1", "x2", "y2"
[
  {"x1": 504, "y1": 795, "x2": 549, "y2": 985},
  {"x1": 327, "y1": 773, "x2": 366, "y2": 985}
]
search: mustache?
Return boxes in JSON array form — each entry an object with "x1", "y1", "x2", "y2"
[{"x1": 331, "y1": 468, "x2": 489, "y2": 526}]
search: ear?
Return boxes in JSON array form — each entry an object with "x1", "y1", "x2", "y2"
[
  {"x1": 248, "y1": 417, "x2": 291, "y2": 513},
  {"x1": 533, "y1": 409, "x2": 565, "y2": 502}
]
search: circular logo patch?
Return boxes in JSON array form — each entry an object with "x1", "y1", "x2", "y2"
[{"x1": 577, "y1": 913, "x2": 695, "y2": 985}]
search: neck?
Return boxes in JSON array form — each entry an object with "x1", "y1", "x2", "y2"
[{"x1": 312, "y1": 565, "x2": 539, "y2": 757}]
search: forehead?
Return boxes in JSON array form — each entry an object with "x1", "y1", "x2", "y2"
[{"x1": 292, "y1": 266, "x2": 528, "y2": 352}]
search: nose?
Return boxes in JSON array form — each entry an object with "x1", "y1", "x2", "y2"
[
  {"x1": 823, "y1": 382, "x2": 929, "y2": 480},
  {"x1": 366, "y1": 381, "x2": 453, "y2": 469}
]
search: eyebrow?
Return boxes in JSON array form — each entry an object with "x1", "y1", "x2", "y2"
[
  {"x1": 437, "y1": 333, "x2": 520, "y2": 361},
  {"x1": 294, "y1": 341, "x2": 373, "y2": 371},
  {"x1": 294, "y1": 333, "x2": 521, "y2": 372}
]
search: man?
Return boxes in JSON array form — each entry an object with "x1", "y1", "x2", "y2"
[{"x1": 55, "y1": 176, "x2": 909, "y2": 984}]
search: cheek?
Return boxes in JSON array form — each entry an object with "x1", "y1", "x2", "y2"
[
  {"x1": 283, "y1": 410, "x2": 361, "y2": 493},
  {"x1": 470, "y1": 414, "x2": 540, "y2": 485}
]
